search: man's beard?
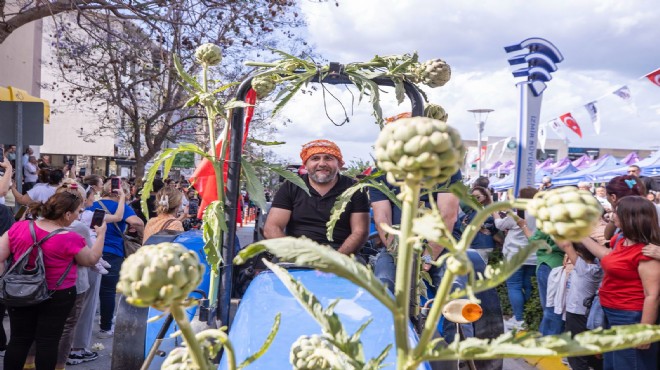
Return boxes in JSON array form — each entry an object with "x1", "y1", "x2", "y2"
[{"x1": 309, "y1": 167, "x2": 338, "y2": 184}]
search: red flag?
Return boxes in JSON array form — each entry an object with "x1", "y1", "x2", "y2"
[
  {"x1": 559, "y1": 113, "x2": 582, "y2": 138},
  {"x1": 190, "y1": 89, "x2": 257, "y2": 218},
  {"x1": 473, "y1": 145, "x2": 487, "y2": 162},
  {"x1": 645, "y1": 68, "x2": 660, "y2": 87}
]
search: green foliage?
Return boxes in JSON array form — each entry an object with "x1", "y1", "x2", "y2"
[
  {"x1": 265, "y1": 261, "x2": 391, "y2": 370},
  {"x1": 202, "y1": 201, "x2": 224, "y2": 274},
  {"x1": 241, "y1": 157, "x2": 267, "y2": 212},
  {"x1": 237, "y1": 313, "x2": 281, "y2": 370},
  {"x1": 419, "y1": 324, "x2": 660, "y2": 362},
  {"x1": 235, "y1": 237, "x2": 396, "y2": 312},
  {"x1": 141, "y1": 143, "x2": 213, "y2": 219}
]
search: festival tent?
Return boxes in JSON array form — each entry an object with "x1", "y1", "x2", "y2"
[
  {"x1": 553, "y1": 155, "x2": 623, "y2": 186},
  {"x1": 495, "y1": 160, "x2": 516, "y2": 175},
  {"x1": 571, "y1": 154, "x2": 594, "y2": 170},
  {"x1": 491, "y1": 168, "x2": 552, "y2": 191},
  {"x1": 621, "y1": 152, "x2": 640, "y2": 165},
  {"x1": 484, "y1": 161, "x2": 503, "y2": 174},
  {"x1": 537, "y1": 158, "x2": 555, "y2": 170},
  {"x1": 552, "y1": 163, "x2": 579, "y2": 178},
  {"x1": 549, "y1": 157, "x2": 573, "y2": 174},
  {"x1": 590, "y1": 150, "x2": 660, "y2": 182}
]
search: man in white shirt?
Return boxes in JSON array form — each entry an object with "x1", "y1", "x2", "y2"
[{"x1": 23, "y1": 155, "x2": 38, "y2": 192}]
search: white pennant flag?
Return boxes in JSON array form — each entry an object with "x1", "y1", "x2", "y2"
[
  {"x1": 498, "y1": 137, "x2": 511, "y2": 160},
  {"x1": 487, "y1": 141, "x2": 499, "y2": 162},
  {"x1": 539, "y1": 122, "x2": 548, "y2": 153},
  {"x1": 584, "y1": 101, "x2": 601, "y2": 135},
  {"x1": 549, "y1": 119, "x2": 568, "y2": 141},
  {"x1": 612, "y1": 85, "x2": 638, "y2": 115}
]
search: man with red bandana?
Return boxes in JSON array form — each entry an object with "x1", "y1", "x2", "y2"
[{"x1": 264, "y1": 140, "x2": 370, "y2": 255}]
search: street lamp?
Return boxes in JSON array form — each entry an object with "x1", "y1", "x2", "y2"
[{"x1": 468, "y1": 108, "x2": 494, "y2": 177}]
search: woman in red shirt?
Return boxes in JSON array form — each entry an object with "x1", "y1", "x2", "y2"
[{"x1": 582, "y1": 196, "x2": 660, "y2": 370}]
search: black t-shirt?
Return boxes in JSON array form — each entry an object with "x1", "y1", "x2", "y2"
[{"x1": 271, "y1": 174, "x2": 370, "y2": 248}]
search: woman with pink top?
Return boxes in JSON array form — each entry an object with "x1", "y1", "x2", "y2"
[{"x1": 0, "y1": 191, "x2": 106, "y2": 370}]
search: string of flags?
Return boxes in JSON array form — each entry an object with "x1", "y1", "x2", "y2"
[{"x1": 538, "y1": 67, "x2": 660, "y2": 150}]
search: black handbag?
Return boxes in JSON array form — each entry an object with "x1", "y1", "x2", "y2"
[{"x1": 0, "y1": 221, "x2": 73, "y2": 307}]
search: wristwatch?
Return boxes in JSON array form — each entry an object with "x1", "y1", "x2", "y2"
[{"x1": 421, "y1": 255, "x2": 433, "y2": 264}]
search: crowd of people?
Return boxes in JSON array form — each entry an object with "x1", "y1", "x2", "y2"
[
  {"x1": 0, "y1": 146, "x2": 205, "y2": 369},
  {"x1": 2, "y1": 139, "x2": 660, "y2": 369},
  {"x1": 264, "y1": 140, "x2": 660, "y2": 370}
]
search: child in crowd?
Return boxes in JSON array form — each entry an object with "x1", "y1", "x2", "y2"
[{"x1": 557, "y1": 240, "x2": 603, "y2": 370}]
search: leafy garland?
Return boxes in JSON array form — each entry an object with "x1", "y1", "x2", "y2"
[{"x1": 245, "y1": 50, "x2": 451, "y2": 126}]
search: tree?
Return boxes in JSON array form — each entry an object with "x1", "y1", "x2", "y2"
[
  {"x1": 1, "y1": 0, "x2": 177, "y2": 45},
  {"x1": 45, "y1": 0, "x2": 307, "y2": 181}
]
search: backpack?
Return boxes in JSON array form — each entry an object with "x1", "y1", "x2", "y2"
[{"x1": 0, "y1": 221, "x2": 73, "y2": 307}]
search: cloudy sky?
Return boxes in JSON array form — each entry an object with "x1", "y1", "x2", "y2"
[{"x1": 264, "y1": 0, "x2": 660, "y2": 166}]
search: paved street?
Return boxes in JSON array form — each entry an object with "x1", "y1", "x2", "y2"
[{"x1": 0, "y1": 222, "x2": 534, "y2": 369}]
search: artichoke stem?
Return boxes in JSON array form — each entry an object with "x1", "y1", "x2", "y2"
[
  {"x1": 412, "y1": 268, "x2": 455, "y2": 362},
  {"x1": 393, "y1": 180, "x2": 420, "y2": 369},
  {"x1": 171, "y1": 303, "x2": 209, "y2": 370}
]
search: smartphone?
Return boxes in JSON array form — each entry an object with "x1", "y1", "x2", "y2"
[
  {"x1": 0, "y1": 148, "x2": 4, "y2": 160},
  {"x1": 111, "y1": 177, "x2": 120, "y2": 191},
  {"x1": 90, "y1": 209, "x2": 106, "y2": 229},
  {"x1": 14, "y1": 205, "x2": 27, "y2": 221},
  {"x1": 67, "y1": 159, "x2": 75, "y2": 167}
]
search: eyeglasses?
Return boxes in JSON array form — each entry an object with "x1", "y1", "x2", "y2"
[{"x1": 628, "y1": 170, "x2": 638, "y2": 174}]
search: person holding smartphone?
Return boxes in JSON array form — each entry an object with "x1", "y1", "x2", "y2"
[
  {"x1": 0, "y1": 156, "x2": 12, "y2": 206},
  {"x1": 86, "y1": 178, "x2": 143, "y2": 338}
]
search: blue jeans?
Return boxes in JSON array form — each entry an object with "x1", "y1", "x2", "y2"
[
  {"x1": 602, "y1": 307, "x2": 658, "y2": 370},
  {"x1": 372, "y1": 248, "x2": 396, "y2": 293},
  {"x1": 99, "y1": 252, "x2": 124, "y2": 331},
  {"x1": 536, "y1": 263, "x2": 565, "y2": 335},
  {"x1": 506, "y1": 264, "x2": 535, "y2": 321}
]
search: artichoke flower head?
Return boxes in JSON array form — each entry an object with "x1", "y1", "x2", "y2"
[
  {"x1": 526, "y1": 186, "x2": 603, "y2": 242},
  {"x1": 375, "y1": 116, "x2": 465, "y2": 188},
  {"x1": 195, "y1": 43, "x2": 222, "y2": 67},
  {"x1": 117, "y1": 242, "x2": 204, "y2": 310}
]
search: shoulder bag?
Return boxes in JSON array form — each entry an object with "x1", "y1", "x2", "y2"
[
  {"x1": 98, "y1": 201, "x2": 142, "y2": 257},
  {"x1": 0, "y1": 221, "x2": 73, "y2": 307}
]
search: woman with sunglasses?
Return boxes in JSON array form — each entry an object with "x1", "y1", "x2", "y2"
[
  {"x1": 0, "y1": 190, "x2": 106, "y2": 370},
  {"x1": 452, "y1": 186, "x2": 498, "y2": 264}
]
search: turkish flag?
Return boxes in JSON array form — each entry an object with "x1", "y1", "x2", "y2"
[
  {"x1": 645, "y1": 68, "x2": 660, "y2": 87},
  {"x1": 559, "y1": 113, "x2": 582, "y2": 138},
  {"x1": 190, "y1": 89, "x2": 257, "y2": 218}
]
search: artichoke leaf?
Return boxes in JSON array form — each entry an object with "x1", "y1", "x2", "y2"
[{"x1": 236, "y1": 238, "x2": 395, "y2": 311}]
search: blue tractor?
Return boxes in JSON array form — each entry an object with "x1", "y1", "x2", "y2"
[{"x1": 111, "y1": 65, "x2": 503, "y2": 370}]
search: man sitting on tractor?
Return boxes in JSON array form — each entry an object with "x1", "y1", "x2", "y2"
[{"x1": 264, "y1": 139, "x2": 370, "y2": 256}]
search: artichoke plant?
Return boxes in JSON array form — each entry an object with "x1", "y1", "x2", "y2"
[
  {"x1": 195, "y1": 43, "x2": 223, "y2": 66},
  {"x1": 117, "y1": 243, "x2": 204, "y2": 310},
  {"x1": 526, "y1": 186, "x2": 603, "y2": 241},
  {"x1": 290, "y1": 334, "x2": 351, "y2": 370},
  {"x1": 424, "y1": 103, "x2": 449, "y2": 121},
  {"x1": 413, "y1": 59, "x2": 451, "y2": 88},
  {"x1": 374, "y1": 116, "x2": 465, "y2": 187},
  {"x1": 251, "y1": 74, "x2": 277, "y2": 99}
]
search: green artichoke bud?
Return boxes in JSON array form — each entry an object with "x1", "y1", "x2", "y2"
[
  {"x1": 194, "y1": 43, "x2": 222, "y2": 66},
  {"x1": 526, "y1": 187, "x2": 603, "y2": 241},
  {"x1": 117, "y1": 243, "x2": 205, "y2": 310},
  {"x1": 290, "y1": 334, "x2": 351, "y2": 370},
  {"x1": 277, "y1": 59, "x2": 303, "y2": 73},
  {"x1": 414, "y1": 59, "x2": 451, "y2": 88},
  {"x1": 424, "y1": 103, "x2": 449, "y2": 121},
  {"x1": 375, "y1": 117, "x2": 465, "y2": 187},
  {"x1": 161, "y1": 329, "x2": 225, "y2": 370},
  {"x1": 251, "y1": 75, "x2": 277, "y2": 99}
]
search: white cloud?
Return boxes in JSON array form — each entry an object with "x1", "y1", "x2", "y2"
[{"x1": 266, "y1": 0, "x2": 660, "y2": 163}]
